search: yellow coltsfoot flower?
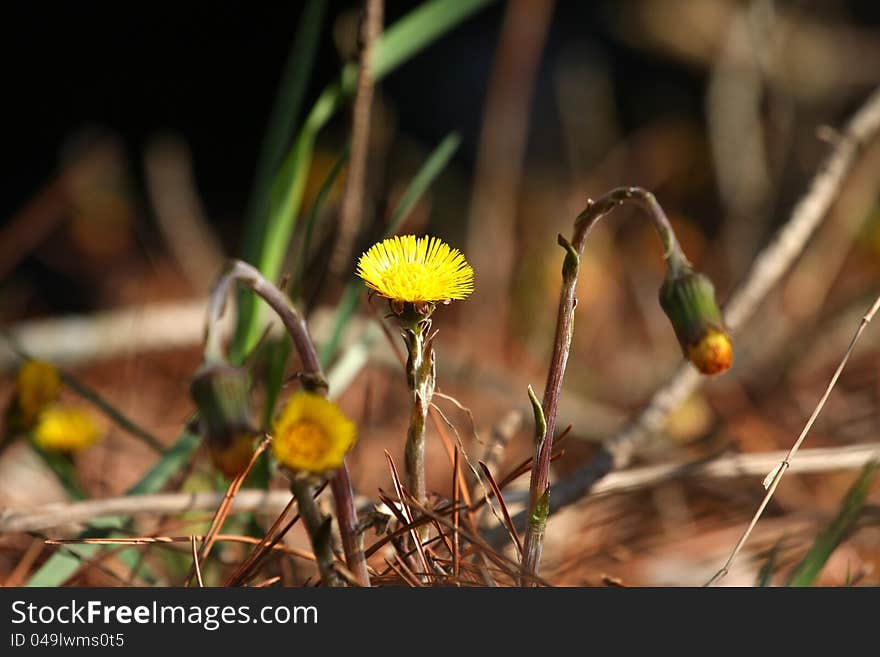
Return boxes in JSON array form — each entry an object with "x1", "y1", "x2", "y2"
[
  {"x1": 32, "y1": 405, "x2": 102, "y2": 452},
  {"x1": 356, "y1": 235, "x2": 474, "y2": 304},
  {"x1": 272, "y1": 393, "x2": 356, "y2": 475},
  {"x1": 14, "y1": 360, "x2": 62, "y2": 428}
]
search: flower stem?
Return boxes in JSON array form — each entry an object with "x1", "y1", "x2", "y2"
[
  {"x1": 289, "y1": 475, "x2": 342, "y2": 587},
  {"x1": 207, "y1": 259, "x2": 370, "y2": 586},
  {"x1": 520, "y1": 187, "x2": 686, "y2": 585},
  {"x1": 329, "y1": 457, "x2": 368, "y2": 585},
  {"x1": 403, "y1": 322, "x2": 436, "y2": 508}
]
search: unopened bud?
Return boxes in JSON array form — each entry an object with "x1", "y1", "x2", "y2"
[
  {"x1": 659, "y1": 268, "x2": 732, "y2": 375},
  {"x1": 190, "y1": 364, "x2": 257, "y2": 477}
]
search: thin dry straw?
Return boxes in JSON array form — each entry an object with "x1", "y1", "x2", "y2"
[
  {"x1": 329, "y1": 0, "x2": 382, "y2": 275},
  {"x1": 7, "y1": 441, "x2": 878, "y2": 534},
  {"x1": 190, "y1": 536, "x2": 204, "y2": 587},
  {"x1": 706, "y1": 291, "x2": 880, "y2": 586}
]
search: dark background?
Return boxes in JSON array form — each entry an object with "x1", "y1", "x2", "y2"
[{"x1": 0, "y1": 2, "x2": 766, "y2": 228}]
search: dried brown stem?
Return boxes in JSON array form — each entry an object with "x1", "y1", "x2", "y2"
[
  {"x1": 521, "y1": 187, "x2": 684, "y2": 584},
  {"x1": 329, "y1": 0, "x2": 383, "y2": 275}
]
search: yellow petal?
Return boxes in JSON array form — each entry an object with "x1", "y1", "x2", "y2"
[{"x1": 356, "y1": 235, "x2": 474, "y2": 303}]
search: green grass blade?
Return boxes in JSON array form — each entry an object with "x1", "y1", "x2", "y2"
[
  {"x1": 385, "y1": 132, "x2": 462, "y2": 231},
  {"x1": 27, "y1": 431, "x2": 200, "y2": 586},
  {"x1": 755, "y1": 540, "x2": 783, "y2": 587},
  {"x1": 319, "y1": 285, "x2": 361, "y2": 367},
  {"x1": 787, "y1": 460, "x2": 879, "y2": 587},
  {"x1": 61, "y1": 372, "x2": 165, "y2": 453},
  {"x1": 27, "y1": 539, "x2": 155, "y2": 587},
  {"x1": 248, "y1": 0, "x2": 328, "y2": 215},
  {"x1": 260, "y1": 336, "x2": 292, "y2": 428},
  {"x1": 232, "y1": 0, "x2": 496, "y2": 362},
  {"x1": 318, "y1": 132, "x2": 461, "y2": 366},
  {"x1": 125, "y1": 430, "x2": 200, "y2": 496},
  {"x1": 373, "y1": 0, "x2": 496, "y2": 77},
  {"x1": 292, "y1": 149, "x2": 350, "y2": 300},
  {"x1": 236, "y1": 0, "x2": 329, "y2": 354},
  {"x1": 32, "y1": 445, "x2": 87, "y2": 501}
]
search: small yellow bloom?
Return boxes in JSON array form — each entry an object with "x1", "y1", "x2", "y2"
[
  {"x1": 356, "y1": 235, "x2": 474, "y2": 303},
  {"x1": 687, "y1": 329, "x2": 733, "y2": 375},
  {"x1": 32, "y1": 405, "x2": 102, "y2": 452},
  {"x1": 272, "y1": 393, "x2": 356, "y2": 474},
  {"x1": 16, "y1": 360, "x2": 61, "y2": 427}
]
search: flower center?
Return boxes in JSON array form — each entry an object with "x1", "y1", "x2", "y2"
[{"x1": 283, "y1": 420, "x2": 331, "y2": 463}]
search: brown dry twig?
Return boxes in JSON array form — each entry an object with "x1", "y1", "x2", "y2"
[
  {"x1": 329, "y1": 0, "x2": 383, "y2": 275},
  {"x1": 706, "y1": 292, "x2": 880, "y2": 586},
  {"x1": 521, "y1": 186, "x2": 685, "y2": 584},
  {"x1": 9, "y1": 441, "x2": 879, "y2": 535},
  {"x1": 45, "y1": 534, "x2": 317, "y2": 562},
  {"x1": 184, "y1": 435, "x2": 270, "y2": 586}
]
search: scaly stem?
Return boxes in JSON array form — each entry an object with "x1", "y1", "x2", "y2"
[
  {"x1": 402, "y1": 321, "x2": 436, "y2": 508},
  {"x1": 289, "y1": 475, "x2": 342, "y2": 587},
  {"x1": 207, "y1": 259, "x2": 370, "y2": 586},
  {"x1": 520, "y1": 187, "x2": 686, "y2": 585}
]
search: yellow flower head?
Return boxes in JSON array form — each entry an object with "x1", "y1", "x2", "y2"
[
  {"x1": 687, "y1": 328, "x2": 733, "y2": 375},
  {"x1": 33, "y1": 405, "x2": 102, "y2": 452},
  {"x1": 356, "y1": 235, "x2": 474, "y2": 303},
  {"x1": 16, "y1": 360, "x2": 61, "y2": 427},
  {"x1": 271, "y1": 393, "x2": 356, "y2": 474}
]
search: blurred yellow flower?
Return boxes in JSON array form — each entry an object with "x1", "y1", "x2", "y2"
[
  {"x1": 356, "y1": 235, "x2": 474, "y2": 303},
  {"x1": 33, "y1": 405, "x2": 102, "y2": 452},
  {"x1": 15, "y1": 360, "x2": 61, "y2": 427},
  {"x1": 272, "y1": 393, "x2": 356, "y2": 474}
]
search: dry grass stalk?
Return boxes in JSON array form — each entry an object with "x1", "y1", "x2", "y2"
[
  {"x1": 329, "y1": 0, "x2": 383, "y2": 275},
  {"x1": 185, "y1": 435, "x2": 270, "y2": 585},
  {"x1": 190, "y1": 535, "x2": 204, "y2": 587},
  {"x1": 706, "y1": 292, "x2": 880, "y2": 585}
]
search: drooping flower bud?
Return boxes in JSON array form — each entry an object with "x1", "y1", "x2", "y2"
[
  {"x1": 190, "y1": 364, "x2": 257, "y2": 478},
  {"x1": 659, "y1": 267, "x2": 733, "y2": 375}
]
